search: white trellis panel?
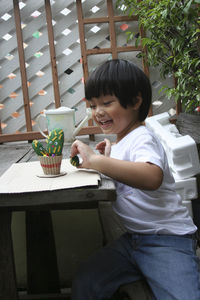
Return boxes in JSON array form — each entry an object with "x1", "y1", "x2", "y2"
[{"x1": 0, "y1": 0, "x2": 175, "y2": 139}]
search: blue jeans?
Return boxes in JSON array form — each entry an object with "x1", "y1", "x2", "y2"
[{"x1": 71, "y1": 233, "x2": 200, "y2": 300}]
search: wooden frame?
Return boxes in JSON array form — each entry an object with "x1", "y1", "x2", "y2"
[{"x1": 0, "y1": 0, "x2": 149, "y2": 143}]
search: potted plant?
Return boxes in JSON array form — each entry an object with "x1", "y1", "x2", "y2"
[{"x1": 116, "y1": 0, "x2": 200, "y2": 143}]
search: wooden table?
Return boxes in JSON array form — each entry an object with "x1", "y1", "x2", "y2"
[{"x1": 0, "y1": 142, "x2": 116, "y2": 300}]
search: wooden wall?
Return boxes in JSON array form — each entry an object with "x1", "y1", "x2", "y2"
[{"x1": 0, "y1": 0, "x2": 175, "y2": 143}]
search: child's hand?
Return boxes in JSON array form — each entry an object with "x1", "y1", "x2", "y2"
[
  {"x1": 96, "y1": 138, "x2": 111, "y2": 157},
  {"x1": 70, "y1": 140, "x2": 97, "y2": 169}
]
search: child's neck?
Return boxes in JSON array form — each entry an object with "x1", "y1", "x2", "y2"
[{"x1": 116, "y1": 121, "x2": 143, "y2": 143}]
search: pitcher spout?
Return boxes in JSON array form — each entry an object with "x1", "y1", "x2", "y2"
[{"x1": 72, "y1": 108, "x2": 92, "y2": 138}]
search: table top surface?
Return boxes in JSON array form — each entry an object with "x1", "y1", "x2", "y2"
[{"x1": 0, "y1": 139, "x2": 116, "y2": 210}]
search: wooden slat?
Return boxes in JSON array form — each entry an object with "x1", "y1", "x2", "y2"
[
  {"x1": 76, "y1": 0, "x2": 89, "y2": 82},
  {"x1": 0, "y1": 131, "x2": 48, "y2": 143},
  {"x1": 86, "y1": 45, "x2": 142, "y2": 55},
  {"x1": 45, "y1": 0, "x2": 60, "y2": 108},
  {"x1": 0, "y1": 126, "x2": 102, "y2": 143},
  {"x1": 76, "y1": 0, "x2": 94, "y2": 132},
  {"x1": 83, "y1": 15, "x2": 138, "y2": 24},
  {"x1": 107, "y1": 0, "x2": 117, "y2": 59},
  {"x1": 13, "y1": 0, "x2": 32, "y2": 132}
]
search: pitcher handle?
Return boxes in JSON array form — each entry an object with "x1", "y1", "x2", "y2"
[{"x1": 36, "y1": 114, "x2": 48, "y2": 139}]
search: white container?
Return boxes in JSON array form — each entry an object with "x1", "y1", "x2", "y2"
[
  {"x1": 36, "y1": 107, "x2": 92, "y2": 142},
  {"x1": 182, "y1": 200, "x2": 193, "y2": 218},
  {"x1": 174, "y1": 177, "x2": 197, "y2": 201},
  {"x1": 145, "y1": 112, "x2": 200, "y2": 179}
]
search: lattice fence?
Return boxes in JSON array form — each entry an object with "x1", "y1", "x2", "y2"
[{"x1": 0, "y1": 0, "x2": 175, "y2": 143}]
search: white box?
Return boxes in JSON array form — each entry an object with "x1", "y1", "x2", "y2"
[
  {"x1": 182, "y1": 200, "x2": 193, "y2": 218},
  {"x1": 146, "y1": 112, "x2": 200, "y2": 179},
  {"x1": 175, "y1": 177, "x2": 197, "y2": 201}
]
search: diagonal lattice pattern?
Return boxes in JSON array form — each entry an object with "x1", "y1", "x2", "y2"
[{"x1": 0, "y1": 0, "x2": 175, "y2": 138}]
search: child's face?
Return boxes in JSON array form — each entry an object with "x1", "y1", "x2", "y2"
[{"x1": 89, "y1": 95, "x2": 141, "y2": 141}]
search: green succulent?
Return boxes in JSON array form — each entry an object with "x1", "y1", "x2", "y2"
[
  {"x1": 70, "y1": 155, "x2": 80, "y2": 167},
  {"x1": 32, "y1": 128, "x2": 64, "y2": 156}
]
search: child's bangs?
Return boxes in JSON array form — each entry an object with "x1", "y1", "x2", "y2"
[{"x1": 85, "y1": 76, "x2": 117, "y2": 100}]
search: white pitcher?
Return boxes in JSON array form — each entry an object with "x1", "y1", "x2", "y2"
[{"x1": 36, "y1": 106, "x2": 92, "y2": 142}]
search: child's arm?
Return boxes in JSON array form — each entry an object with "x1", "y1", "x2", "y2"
[{"x1": 71, "y1": 140, "x2": 163, "y2": 191}]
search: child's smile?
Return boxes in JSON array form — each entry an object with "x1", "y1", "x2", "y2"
[
  {"x1": 90, "y1": 95, "x2": 141, "y2": 141},
  {"x1": 98, "y1": 118, "x2": 113, "y2": 129}
]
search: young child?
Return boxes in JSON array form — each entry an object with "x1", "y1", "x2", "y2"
[{"x1": 70, "y1": 59, "x2": 200, "y2": 300}]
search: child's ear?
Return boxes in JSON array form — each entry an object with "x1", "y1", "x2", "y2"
[{"x1": 132, "y1": 96, "x2": 143, "y2": 110}]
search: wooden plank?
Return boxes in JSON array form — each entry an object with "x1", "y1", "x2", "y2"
[
  {"x1": 86, "y1": 45, "x2": 142, "y2": 55},
  {"x1": 107, "y1": 0, "x2": 117, "y2": 59},
  {"x1": 76, "y1": 0, "x2": 89, "y2": 82},
  {"x1": 13, "y1": 0, "x2": 32, "y2": 133},
  {"x1": 13, "y1": 0, "x2": 32, "y2": 131},
  {"x1": 45, "y1": 0, "x2": 60, "y2": 108},
  {"x1": 83, "y1": 15, "x2": 138, "y2": 24},
  {"x1": 0, "y1": 131, "x2": 48, "y2": 143},
  {"x1": 0, "y1": 212, "x2": 18, "y2": 300},
  {"x1": 0, "y1": 177, "x2": 116, "y2": 210},
  {"x1": 0, "y1": 126, "x2": 102, "y2": 143},
  {"x1": 76, "y1": 0, "x2": 94, "y2": 133}
]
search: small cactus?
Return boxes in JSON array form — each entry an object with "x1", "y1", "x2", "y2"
[
  {"x1": 32, "y1": 140, "x2": 48, "y2": 156},
  {"x1": 32, "y1": 128, "x2": 64, "y2": 157},
  {"x1": 70, "y1": 155, "x2": 80, "y2": 167},
  {"x1": 47, "y1": 128, "x2": 64, "y2": 156}
]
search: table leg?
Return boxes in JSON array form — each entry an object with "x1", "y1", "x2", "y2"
[
  {"x1": 0, "y1": 211, "x2": 18, "y2": 300},
  {"x1": 26, "y1": 210, "x2": 60, "y2": 294}
]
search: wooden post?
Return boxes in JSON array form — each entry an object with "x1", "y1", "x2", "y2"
[
  {"x1": 45, "y1": 0, "x2": 61, "y2": 108},
  {"x1": 107, "y1": 0, "x2": 118, "y2": 59},
  {"x1": 13, "y1": 0, "x2": 32, "y2": 133},
  {"x1": 76, "y1": 0, "x2": 94, "y2": 138}
]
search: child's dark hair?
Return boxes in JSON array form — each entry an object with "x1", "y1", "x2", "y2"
[{"x1": 85, "y1": 59, "x2": 152, "y2": 122}]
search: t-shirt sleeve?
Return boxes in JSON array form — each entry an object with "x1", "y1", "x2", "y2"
[{"x1": 129, "y1": 134, "x2": 165, "y2": 170}]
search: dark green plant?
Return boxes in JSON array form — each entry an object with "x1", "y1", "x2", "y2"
[{"x1": 117, "y1": 0, "x2": 200, "y2": 113}]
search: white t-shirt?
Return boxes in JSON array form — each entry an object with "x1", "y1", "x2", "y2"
[{"x1": 111, "y1": 126, "x2": 196, "y2": 235}]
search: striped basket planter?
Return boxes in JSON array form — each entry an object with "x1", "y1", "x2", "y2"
[{"x1": 39, "y1": 155, "x2": 62, "y2": 175}]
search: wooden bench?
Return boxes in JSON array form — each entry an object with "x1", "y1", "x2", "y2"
[{"x1": 98, "y1": 201, "x2": 153, "y2": 300}]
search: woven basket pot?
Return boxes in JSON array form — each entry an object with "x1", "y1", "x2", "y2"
[{"x1": 39, "y1": 155, "x2": 62, "y2": 175}]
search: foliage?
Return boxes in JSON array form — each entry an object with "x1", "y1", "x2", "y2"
[{"x1": 116, "y1": 0, "x2": 200, "y2": 113}]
